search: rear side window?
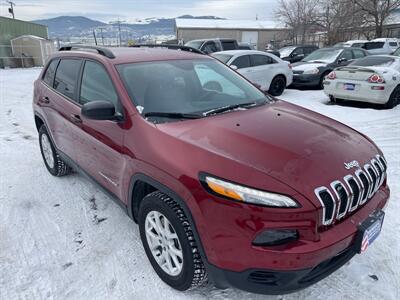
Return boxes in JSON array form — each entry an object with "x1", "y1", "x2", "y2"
[
  {"x1": 231, "y1": 55, "x2": 251, "y2": 69},
  {"x1": 352, "y1": 49, "x2": 366, "y2": 59},
  {"x1": 54, "y1": 59, "x2": 82, "y2": 100},
  {"x1": 80, "y1": 61, "x2": 119, "y2": 109},
  {"x1": 43, "y1": 59, "x2": 58, "y2": 86},
  {"x1": 251, "y1": 54, "x2": 274, "y2": 67},
  {"x1": 221, "y1": 41, "x2": 236, "y2": 50},
  {"x1": 389, "y1": 42, "x2": 398, "y2": 47},
  {"x1": 364, "y1": 42, "x2": 384, "y2": 50}
]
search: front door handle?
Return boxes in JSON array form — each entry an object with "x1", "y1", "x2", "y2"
[{"x1": 70, "y1": 114, "x2": 82, "y2": 124}]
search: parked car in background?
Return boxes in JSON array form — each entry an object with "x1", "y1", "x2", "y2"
[
  {"x1": 334, "y1": 40, "x2": 369, "y2": 48},
  {"x1": 185, "y1": 38, "x2": 239, "y2": 54},
  {"x1": 324, "y1": 55, "x2": 400, "y2": 108},
  {"x1": 291, "y1": 47, "x2": 369, "y2": 89},
  {"x1": 279, "y1": 45, "x2": 319, "y2": 63},
  {"x1": 265, "y1": 49, "x2": 281, "y2": 57},
  {"x1": 212, "y1": 50, "x2": 293, "y2": 96},
  {"x1": 237, "y1": 42, "x2": 254, "y2": 50},
  {"x1": 364, "y1": 38, "x2": 400, "y2": 55}
]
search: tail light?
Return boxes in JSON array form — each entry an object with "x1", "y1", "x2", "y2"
[
  {"x1": 368, "y1": 74, "x2": 385, "y2": 83},
  {"x1": 326, "y1": 71, "x2": 336, "y2": 80}
]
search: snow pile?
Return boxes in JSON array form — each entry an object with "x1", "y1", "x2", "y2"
[{"x1": 0, "y1": 69, "x2": 399, "y2": 299}]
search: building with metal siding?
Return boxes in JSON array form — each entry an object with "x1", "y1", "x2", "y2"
[
  {"x1": 0, "y1": 16, "x2": 48, "y2": 67},
  {"x1": 175, "y1": 19, "x2": 289, "y2": 50}
]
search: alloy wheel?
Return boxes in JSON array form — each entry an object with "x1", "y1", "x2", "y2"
[
  {"x1": 41, "y1": 134, "x2": 54, "y2": 169},
  {"x1": 145, "y1": 210, "x2": 183, "y2": 276}
]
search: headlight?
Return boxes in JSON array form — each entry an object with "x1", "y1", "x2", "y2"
[
  {"x1": 204, "y1": 176, "x2": 299, "y2": 208},
  {"x1": 303, "y1": 68, "x2": 319, "y2": 74}
]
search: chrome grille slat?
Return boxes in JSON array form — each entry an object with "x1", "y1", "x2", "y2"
[
  {"x1": 315, "y1": 154, "x2": 387, "y2": 227},
  {"x1": 330, "y1": 181, "x2": 349, "y2": 219}
]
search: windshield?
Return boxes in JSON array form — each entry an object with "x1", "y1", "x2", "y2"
[
  {"x1": 117, "y1": 59, "x2": 269, "y2": 122},
  {"x1": 279, "y1": 46, "x2": 296, "y2": 57},
  {"x1": 302, "y1": 49, "x2": 342, "y2": 63},
  {"x1": 212, "y1": 53, "x2": 233, "y2": 64},
  {"x1": 185, "y1": 40, "x2": 204, "y2": 50},
  {"x1": 351, "y1": 43, "x2": 364, "y2": 48},
  {"x1": 350, "y1": 56, "x2": 396, "y2": 67}
]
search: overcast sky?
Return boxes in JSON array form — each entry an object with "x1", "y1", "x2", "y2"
[{"x1": 0, "y1": 0, "x2": 280, "y2": 22}]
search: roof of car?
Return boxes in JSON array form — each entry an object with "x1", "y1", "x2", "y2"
[{"x1": 55, "y1": 46, "x2": 207, "y2": 64}]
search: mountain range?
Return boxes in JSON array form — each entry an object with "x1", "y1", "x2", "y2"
[{"x1": 32, "y1": 15, "x2": 224, "y2": 41}]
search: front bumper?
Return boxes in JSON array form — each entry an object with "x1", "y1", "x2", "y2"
[
  {"x1": 291, "y1": 73, "x2": 321, "y2": 87},
  {"x1": 207, "y1": 245, "x2": 356, "y2": 294},
  {"x1": 195, "y1": 184, "x2": 390, "y2": 294}
]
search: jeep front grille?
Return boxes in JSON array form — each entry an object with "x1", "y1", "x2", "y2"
[{"x1": 315, "y1": 154, "x2": 387, "y2": 227}]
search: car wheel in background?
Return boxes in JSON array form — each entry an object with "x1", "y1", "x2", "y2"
[
  {"x1": 268, "y1": 75, "x2": 286, "y2": 96},
  {"x1": 138, "y1": 191, "x2": 207, "y2": 291},
  {"x1": 319, "y1": 72, "x2": 330, "y2": 90},
  {"x1": 385, "y1": 85, "x2": 400, "y2": 109},
  {"x1": 39, "y1": 125, "x2": 71, "y2": 177}
]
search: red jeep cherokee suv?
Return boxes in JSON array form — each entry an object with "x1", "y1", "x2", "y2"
[{"x1": 33, "y1": 45, "x2": 390, "y2": 294}]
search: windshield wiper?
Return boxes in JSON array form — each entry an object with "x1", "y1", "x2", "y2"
[
  {"x1": 202, "y1": 100, "x2": 266, "y2": 117},
  {"x1": 144, "y1": 112, "x2": 202, "y2": 119}
]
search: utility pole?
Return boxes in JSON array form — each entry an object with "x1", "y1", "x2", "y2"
[
  {"x1": 7, "y1": 1, "x2": 15, "y2": 19},
  {"x1": 99, "y1": 27, "x2": 105, "y2": 45},
  {"x1": 109, "y1": 19, "x2": 126, "y2": 47}
]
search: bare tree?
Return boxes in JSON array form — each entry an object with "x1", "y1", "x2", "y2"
[
  {"x1": 353, "y1": 0, "x2": 400, "y2": 37},
  {"x1": 275, "y1": 0, "x2": 320, "y2": 44}
]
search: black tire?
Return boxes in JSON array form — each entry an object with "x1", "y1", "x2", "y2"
[
  {"x1": 268, "y1": 75, "x2": 286, "y2": 96},
  {"x1": 39, "y1": 125, "x2": 71, "y2": 177},
  {"x1": 385, "y1": 85, "x2": 400, "y2": 109},
  {"x1": 138, "y1": 191, "x2": 207, "y2": 291},
  {"x1": 319, "y1": 72, "x2": 330, "y2": 90}
]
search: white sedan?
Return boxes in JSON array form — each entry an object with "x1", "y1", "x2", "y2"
[
  {"x1": 212, "y1": 50, "x2": 293, "y2": 96},
  {"x1": 324, "y1": 55, "x2": 400, "y2": 109}
]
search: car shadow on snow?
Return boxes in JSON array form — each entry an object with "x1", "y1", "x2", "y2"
[{"x1": 325, "y1": 99, "x2": 386, "y2": 110}]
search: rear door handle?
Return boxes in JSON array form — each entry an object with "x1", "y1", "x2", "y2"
[
  {"x1": 39, "y1": 96, "x2": 50, "y2": 104},
  {"x1": 70, "y1": 114, "x2": 82, "y2": 124}
]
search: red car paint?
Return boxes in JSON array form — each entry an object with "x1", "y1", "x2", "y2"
[{"x1": 33, "y1": 48, "x2": 390, "y2": 292}]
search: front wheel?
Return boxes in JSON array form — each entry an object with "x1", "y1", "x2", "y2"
[
  {"x1": 268, "y1": 76, "x2": 286, "y2": 96},
  {"x1": 138, "y1": 191, "x2": 207, "y2": 291}
]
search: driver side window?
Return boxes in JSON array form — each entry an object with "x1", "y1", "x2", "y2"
[
  {"x1": 339, "y1": 50, "x2": 353, "y2": 61},
  {"x1": 194, "y1": 64, "x2": 246, "y2": 98},
  {"x1": 80, "y1": 61, "x2": 119, "y2": 111}
]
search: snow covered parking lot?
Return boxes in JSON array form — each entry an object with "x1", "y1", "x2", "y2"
[{"x1": 0, "y1": 68, "x2": 399, "y2": 300}]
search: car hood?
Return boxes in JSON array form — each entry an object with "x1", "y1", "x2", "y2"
[
  {"x1": 156, "y1": 101, "x2": 381, "y2": 204},
  {"x1": 292, "y1": 62, "x2": 328, "y2": 71}
]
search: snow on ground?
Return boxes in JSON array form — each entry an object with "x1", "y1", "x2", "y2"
[{"x1": 0, "y1": 68, "x2": 399, "y2": 300}]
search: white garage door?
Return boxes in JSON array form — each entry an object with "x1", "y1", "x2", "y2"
[{"x1": 241, "y1": 31, "x2": 258, "y2": 49}]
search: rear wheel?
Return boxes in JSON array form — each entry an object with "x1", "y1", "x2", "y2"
[
  {"x1": 268, "y1": 75, "x2": 286, "y2": 96},
  {"x1": 39, "y1": 125, "x2": 71, "y2": 176},
  {"x1": 138, "y1": 191, "x2": 207, "y2": 291},
  {"x1": 385, "y1": 85, "x2": 400, "y2": 109}
]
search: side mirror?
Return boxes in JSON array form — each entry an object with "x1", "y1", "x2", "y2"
[
  {"x1": 230, "y1": 64, "x2": 238, "y2": 70},
  {"x1": 338, "y1": 57, "x2": 347, "y2": 64},
  {"x1": 81, "y1": 101, "x2": 118, "y2": 121}
]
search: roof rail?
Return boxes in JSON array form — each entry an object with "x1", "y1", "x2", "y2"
[
  {"x1": 59, "y1": 45, "x2": 115, "y2": 59},
  {"x1": 129, "y1": 44, "x2": 204, "y2": 55}
]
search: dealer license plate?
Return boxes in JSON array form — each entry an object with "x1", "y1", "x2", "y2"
[
  {"x1": 356, "y1": 210, "x2": 384, "y2": 253},
  {"x1": 344, "y1": 83, "x2": 355, "y2": 90}
]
